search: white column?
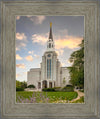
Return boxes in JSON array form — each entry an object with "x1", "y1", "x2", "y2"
[
  {"x1": 47, "y1": 81, "x2": 49, "y2": 88},
  {"x1": 52, "y1": 81, "x2": 54, "y2": 88},
  {"x1": 41, "y1": 81, "x2": 42, "y2": 89}
]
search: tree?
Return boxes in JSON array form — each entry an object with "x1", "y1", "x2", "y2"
[
  {"x1": 68, "y1": 40, "x2": 84, "y2": 88},
  {"x1": 21, "y1": 81, "x2": 27, "y2": 88},
  {"x1": 16, "y1": 80, "x2": 27, "y2": 89}
]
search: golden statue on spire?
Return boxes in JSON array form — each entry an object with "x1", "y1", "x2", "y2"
[{"x1": 50, "y1": 22, "x2": 52, "y2": 28}]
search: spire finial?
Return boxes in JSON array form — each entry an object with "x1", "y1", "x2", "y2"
[
  {"x1": 50, "y1": 22, "x2": 52, "y2": 28},
  {"x1": 49, "y1": 22, "x2": 53, "y2": 40},
  {"x1": 47, "y1": 22, "x2": 55, "y2": 51}
]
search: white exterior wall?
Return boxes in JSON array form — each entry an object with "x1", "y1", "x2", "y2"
[
  {"x1": 52, "y1": 55, "x2": 57, "y2": 81},
  {"x1": 56, "y1": 60, "x2": 61, "y2": 87},
  {"x1": 61, "y1": 67, "x2": 70, "y2": 87},
  {"x1": 41, "y1": 56, "x2": 46, "y2": 81},
  {"x1": 27, "y1": 52, "x2": 71, "y2": 89},
  {"x1": 27, "y1": 68, "x2": 41, "y2": 88}
]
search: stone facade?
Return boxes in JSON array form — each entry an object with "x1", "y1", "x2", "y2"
[{"x1": 27, "y1": 23, "x2": 70, "y2": 89}]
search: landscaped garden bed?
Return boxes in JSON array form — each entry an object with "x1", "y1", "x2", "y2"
[{"x1": 16, "y1": 91, "x2": 78, "y2": 103}]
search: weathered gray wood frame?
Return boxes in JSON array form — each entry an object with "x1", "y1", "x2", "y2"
[{"x1": 0, "y1": 0, "x2": 100, "y2": 119}]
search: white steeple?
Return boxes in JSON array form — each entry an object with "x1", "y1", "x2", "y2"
[{"x1": 47, "y1": 22, "x2": 55, "y2": 51}]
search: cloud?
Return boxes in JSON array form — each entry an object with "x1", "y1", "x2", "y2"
[
  {"x1": 16, "y1": 64, "x2": 25, "y2": 69},
  {"x1": 27, "y1": 16, "x2": 46, "y2": 24},
  {"x1": 54, "y1": 29, "x2": 83, "y2": 49},
  {"x1": 16, "y1": 72, "x2": 27, "y2": 78},
  {"x1": 32, "y1": 33, "x2": 48, "y2": 45},
  {"x1": 36, "y1": 16, "x2": 46, "y2": 24},
  {"x1": 16, "y1": 42, "x2": 27, "y2": 51},
  {"x1": 16, "y1": 47, "x2": 20, "y2": 51},
  {"x1": 34, "y1": 54, "x2": 40, "y2": 58},
  {"x1": 16, "y1": 33, "x2": 27, "y2": 41},
  {"x1": 16, "y1": 16, "x2": 20, "y2": 20},
  {"x1": 32, "y1": 31, "x2": 82, "y2": 50},
  {"x1": 16, "y1": 32, "x2": 27, "y2": 51},
  {"x1": 56, "y1": 49, "x2": 64, "y2": 56},
  {"x1": 16, "y1": 54, "x2": 23, "y2": 60},
  {"x1": 55, "y1": 36, "x2": 82, "y2": 49},
  {"x1": 58, "y1": 29, "x2": 68, "y2": 36},
  {"x1": 25, "y1": 55, "x2": 33, "y2": 61},
  {"x1": 23, "y1": 72, "x2": 27, "y2": 75},
  {"x1": 16, "y1": 73, "x2": 21, "y2": 78},
  {"x1": 28, "y1": 50, "x2": 34, "y2": 55}
]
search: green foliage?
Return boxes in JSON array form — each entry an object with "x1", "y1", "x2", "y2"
[
  {"x1": 16, "y1": 80, "x2": 27, "y2": 91},
  {"x1": 27, "y1": 84, "x2": 35, "y2": 88},
  {"x1": 42, "y1": 86, "x2": 74, "y2": 92},
  {"x1": 68, "y1": 40, "x2": 84, "y2": 88},
  {"x1": 16, "y1": 91, "x2": 78, "y2": 103},
  {"x1": 42, "y1": 88, "x2": 55, "y2": 92},
  {"x1": 16, "y1": 87, "x2": 24, "y2": 91},
  {"x1": 54, "y1": 87, "x2": 61, "y2": 89},
  {"x1": 65, "y1": 84, "x2": 73, "y2": 87},
  {"x1": 61, "y1": 85, "x2": 74, "y2": 92},
  {"x1": 54, "y1": 87, "x2": 61, "y2": 91},
  {"x1": 79, "y1": 89, "x2": 84, "y2": 92},
  {"x1": 72, "y1": 96, "x2": 84, "y2": 103}
]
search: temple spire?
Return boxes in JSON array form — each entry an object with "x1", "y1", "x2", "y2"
[
  {"x1": 49, "y1": 22, "x2": 53, "y2": 40},
  {"x1": 47, "y1": 22, "x2": 55, "y2": 51}
]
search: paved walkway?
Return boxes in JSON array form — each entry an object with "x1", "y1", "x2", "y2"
[{"x1": 70, "y1": 89, "x2": 84, "y2": 102}]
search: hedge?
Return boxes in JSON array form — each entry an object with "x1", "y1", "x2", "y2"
[
  {"x1": 42, "y1": 88, "x2": 55, "y2": 92},
  {"x1": 16, "y1": 87, "x2": 24, "y2": 91},
  {"x1": 61, "y1": 85, "x2": 74, "y2": 92},
  {"x1": 27, "y1": 84, "x2": 35, "y2": 88}
]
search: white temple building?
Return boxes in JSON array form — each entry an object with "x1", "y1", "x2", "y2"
[{"x1": 27, "y1": 23, "x2": 70, "y2": 89}]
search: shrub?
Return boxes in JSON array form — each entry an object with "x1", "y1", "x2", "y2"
[
  {"x1": 42, "y1": 88, "x2": 55, "y2": 92},
  {"x1": 65, "y1": 84, "x2": 73, "y2": 87},
  {"x1": 61, "y1": 86, "x2": 74, "y2": 92},
  {"x1": 75, "y1": 85, "x2": 84, "y2": 90},
  {"x1": 54, "y1": 87, "x2": 61, "y2": 89},
  {"x1": 16, "y1": 87, "x2": 24, "y2": 91},
  {"x1": 54, "y1": 87, "x2": 61, "y2": 91},
  {"x1": 27, "y1": 85, "x2": 35, "y2": 88}
]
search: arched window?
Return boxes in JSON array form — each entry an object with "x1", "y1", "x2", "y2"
[{"x1": 48, "y1": 54, "x2": 51, "y2": 57}]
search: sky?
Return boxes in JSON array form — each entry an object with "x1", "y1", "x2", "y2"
[{"x1": 16, "y1": 16, "x2": 84, "y2": 82}]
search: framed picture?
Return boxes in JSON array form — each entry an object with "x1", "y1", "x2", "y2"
[
  {"x1": 0, "y1": 0, "x2": 100, "y2": 119},
  {"x1": 16, "y1": 16, "x2": 84, "y2": 104}
]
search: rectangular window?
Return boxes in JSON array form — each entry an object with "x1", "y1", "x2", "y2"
[{"x1": 47, "y1": 59, "x2": 51, "y2": 79}]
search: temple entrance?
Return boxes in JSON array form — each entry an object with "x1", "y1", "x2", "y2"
[
  {"x1": 42, "y1": 80, "x2": 47, "y2": 88},
  {"x1": 38, "y1": 82, "x2": 41, "y2": 89},
  {"x1": 49, "y1": 82, "x2": 52, "y2": 88}
]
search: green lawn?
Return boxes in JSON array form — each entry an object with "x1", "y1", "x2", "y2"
[{"x1": 16, "y1": 91, "x2": 78, "y2": 103}]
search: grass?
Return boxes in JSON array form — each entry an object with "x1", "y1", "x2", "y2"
[{"x1": 16, "y1": 91, "x2": 78, "y2": 103}]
